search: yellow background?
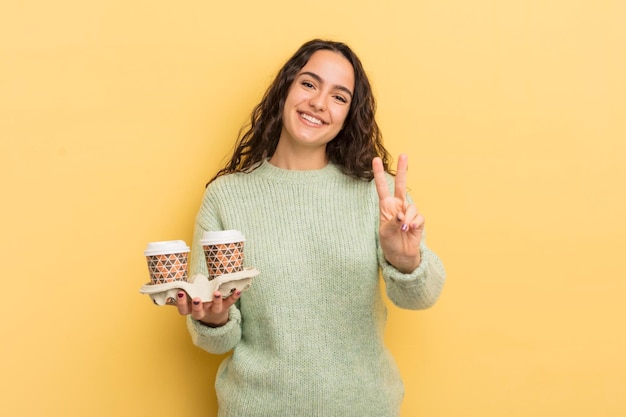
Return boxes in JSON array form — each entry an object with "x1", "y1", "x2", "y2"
[{"x1": 1, "y1": 1, "x2": 624, "y2": 416}]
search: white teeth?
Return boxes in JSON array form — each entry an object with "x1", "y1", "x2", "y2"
[{"x1": 300, "y1": 113, "x2": 323, "y2": 125}]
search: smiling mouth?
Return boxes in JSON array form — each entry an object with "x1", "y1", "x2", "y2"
[{"x1": 299, "y1": 112, "x2": 324, "y2": 125}]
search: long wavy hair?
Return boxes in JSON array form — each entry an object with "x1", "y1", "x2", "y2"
[{"x1": 207, "y1": 39, "x2": 391, "y2": 185}]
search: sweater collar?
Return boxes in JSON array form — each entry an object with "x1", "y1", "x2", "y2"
[{"x1": 254, "y1": 159, "x2": 342, "y2": 183}]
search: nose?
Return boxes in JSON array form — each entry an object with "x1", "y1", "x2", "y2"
[{"x1": 309, "y1": 92, "x2": 327, "y2": 111}]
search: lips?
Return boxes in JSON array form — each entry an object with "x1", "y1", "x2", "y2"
[{"x1": 299, "y1": 111, "x2": 324, "y2": 126}]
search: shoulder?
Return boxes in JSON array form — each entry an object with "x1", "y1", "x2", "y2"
[
  {"x1": 206, "y1": 171, "x2": 253, "y2": 192},
  {"x1": 199, "y1": 172, "x2": 253, "y2": 211}
]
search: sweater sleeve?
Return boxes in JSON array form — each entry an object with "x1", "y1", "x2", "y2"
[
  {"x1": 185, "y1": 182, "x2": 243, "y2": 354},
  {"x1": 379, "y1": 238, "x2": 446, "y2": 310},
  {"x1": 186, "y1": 305, "x2": 242, "y2": 354}
]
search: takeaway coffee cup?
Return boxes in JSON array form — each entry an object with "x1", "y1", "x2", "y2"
[
  {"x1": 144, "y1": 240, "x2": 190, "y2": 285},
  {"x1": 200, "y1": 230, "x2": 245, "y2": 280}
]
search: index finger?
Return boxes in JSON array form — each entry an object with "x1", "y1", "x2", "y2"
[
  {"x1": 394, "y1": 154, "x2": 408, "y2": 200},
  {"x1": 372, "y1": 157, "x2": 390, "y2": 200},
  {"x1": 176, "y1": 291, "x2": 191, "y2": 315}
]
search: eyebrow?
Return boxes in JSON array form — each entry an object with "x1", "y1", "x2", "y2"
[{"x1": 299, "y1": 71, "x2": 354, "y2": 99}]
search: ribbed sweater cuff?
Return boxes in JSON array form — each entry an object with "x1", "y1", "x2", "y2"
[
  {"x1": 381, "y1": 243, "x2": 446, "y2": 310},
  {"x1": 380, "y1": 246, "x2": 427, "y2": 283},
  {"x1": 186, "y1": 305, "x2": 242, "y2": 354}
]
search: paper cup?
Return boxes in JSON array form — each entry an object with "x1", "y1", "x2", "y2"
[
  {"x1": 144, "y1": 240, "x2": 190, "y2": 285},
  {"x1": 200, "y1": 230, "x2": 245, "y2": 280}
]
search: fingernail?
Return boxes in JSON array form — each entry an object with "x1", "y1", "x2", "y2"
[
  {"x1": 214, "y1": 293, "x2": 220, "y2": 299},
  {"x1": 401, "y1": 224, "x2": 409, "y2": 232},
  {"x1": 192, "y1": 300, "x2": 200, "y2": 305},
  {"x1": 177, "y1": 292, "x2": 185, "y2": 298},
  {"x1": 236, "y1": 290, "x2": 242, "y2": 296}
]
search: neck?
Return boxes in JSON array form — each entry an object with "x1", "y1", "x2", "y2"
[{"x1": 269, "y1": 144, "x2": 328, "y2": 170}]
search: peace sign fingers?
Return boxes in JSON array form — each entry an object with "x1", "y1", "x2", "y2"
[
  {"x1": 373, "y1": 154, "x2": 409, "y2": 203},
  {"x1": 372, "y1": 156, "x2": 391, "y2": 201},
  {"x1": 393, "y1": 154, "x2": 408, "y2": 201},
  {"x1": 372, "y1": 154, "x2": 422, "y2": 273}
]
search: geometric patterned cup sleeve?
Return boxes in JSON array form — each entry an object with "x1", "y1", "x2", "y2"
[
  {"x1": 203, "y1": 241, "x2": 244, "y2": 279},
  {"x1": 146, "y1": 252, "x2": 189, "y2": 285}
]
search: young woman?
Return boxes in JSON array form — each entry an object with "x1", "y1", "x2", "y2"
[{"x1": 176, "y1": 39, "x2": 446, "y2": 417}]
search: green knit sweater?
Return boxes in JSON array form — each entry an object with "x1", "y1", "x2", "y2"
[{"x1": 186, "y1": 160, "x2": 445, "y2": 417}]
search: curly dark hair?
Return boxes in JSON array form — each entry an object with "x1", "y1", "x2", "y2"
[{"x1": 207, "y1": 39, "x2": 392, "y2": 185}]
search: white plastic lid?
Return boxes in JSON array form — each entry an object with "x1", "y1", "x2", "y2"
[
  {"x1": 200, "y1": 230, "x2": 245, "y2": 245},
  {"x1": 144, "y1": 240, "x2": 190, "y2": 256}
]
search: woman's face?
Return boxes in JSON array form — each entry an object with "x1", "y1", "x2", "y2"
[{"x1": 278, "y1": 50, "x2": 355, "y2": 153}]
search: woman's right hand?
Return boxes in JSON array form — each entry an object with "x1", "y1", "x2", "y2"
[{"x1": 175, "y1": 290, "x2": 241, "y2": 327}]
